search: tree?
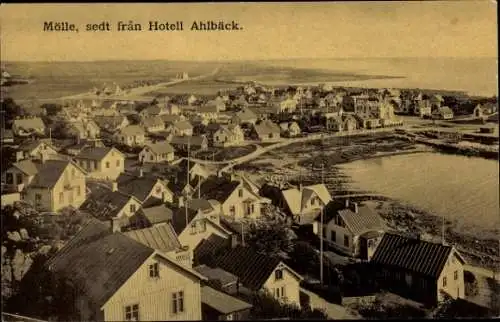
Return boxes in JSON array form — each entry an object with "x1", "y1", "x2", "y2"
[
  {"x1": 245, "y1": 219, "x2": 294, "y2": 258},
  {"x1": 1, "y1": 97, "x2": 22, "y2": 127},
  {"x1": 40, "y1": 103, "x2": 63, "y2": 117},
  {"x1": 248, "y1": 290, "x2": 328, "y2": 320}
]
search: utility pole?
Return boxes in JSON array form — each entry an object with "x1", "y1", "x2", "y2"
[
  {"x1": 185, "y1": 135, "x2": 191, "y2": 228},
  {"x1": 320, "y1": 162, "x2": 325, "y2": 285}
]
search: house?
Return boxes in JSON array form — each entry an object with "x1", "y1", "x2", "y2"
[
  {"x1": 15, "y1": 141, "x2": 59, "y2": 162},
  {"x1": 2, "y1": 158, "x2": 87, "y2": 212},
  {"x1": 473, "y1": 103, "x2": 498, "y2": 119},
  {"x1": 313, "y1": 199, "x2": 386, "y2": 259},
  {"x1": 197, "y1": 104, "x2": 219, "y2": 122},
  {"x1": 212, "y1": 245, "x2": 304, "y2": 306},
  {"x1": 140, "y1": 104, "x2": 170, "y2": 118},
  {"x1": 199, "y1": 174, "x2": 270, "y2": 220},
  {"x1": 113, "y1": 125, "x2": 146, "y2": 147},
  {"x1": 200, "y1": 285, "x2": 253, "y2": 321},
  {"x1": 188, "y1": 95, "x2": 198, "y2": 106},
  {"x1": 353, "y1": 114, "x2": 381, "y2": 129},
  {"x1": 193, "y1": 234, "x2": 236, "y2": 268},
  {"x1": 116, "y1": 171, "x2": 174, "y2": 204},
  {"x1": 170, "y1": 135, "x2": 208, "y2": 152},
  {"x1": 250, "y1": 120, "x2": 281, "y2": 142},
  {"x1": 231, "y1": 108, "x2": 258, "y2": 126},
  {"x1": 213, "y1": 124, "x2": 245, "y2": 147},
  {"x1": 94, "y1": 115, "x2": 129, "y2": 133},
  {"x1": 432, "y1": 106, "x2": 454, "y2": 120},
  {"x1": 281, "y1": 184, "x2": 332, "y2": 225},
  {"x1": 232, "y1": 96, "x2": 249, "y2": 109},
  {"x1": 278, "y1": 121, "x2": 301, "y2": 138},
  {"x1": 73, "y1": 146, "x2": 125, "y2": 180},
  {"x1": 45, "y1": 218, "x2": 207, "y2": 321},
  {"x1": 165, "y1": 159, "x2": 210, "y2": 199},
  {"x1": 170, "y1": 202, "x2": 233, "y2": 257},
  {"x1": 141, "y1": 117, "x2": 165, "y2": 133},
  {"x1": 12, "y1": 117, "x2": 46, "y2": 137},
  {"x1": 65, "y1": 120, "x2": 101, "y2": 140},
  {"x1": 171, "y1": 121, "x2": 194, "y2": 136},
  {"x1": 414, "y1": 99, "x2": 433, "y2": 118},
  {"x1": 139, "y1": 141, "x2": 175, "y2": 164},
  {"x1": 370, "y1": 232, "x2": 466, "y2": 305},
  {"x1": 325, "y1": 114, "x2": 358, "y2": 132},
  {"x1": 79, "y1": 184, "x2": 143, "y2": 230},
  {"x1": 124, "y1": 223, "x2": 192, "y2": 268},
  {"x1": 270, "y1": 97, "x2": 298, "y2": 114},
  {"x1": 160, "y1": 114, "x2": 186, "y2": 126},
  {"x1": 131, "y1": 205, "x2": 174, "y2": 228}
]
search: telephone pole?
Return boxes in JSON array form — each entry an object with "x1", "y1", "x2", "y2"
[{"x1": 185, "y1": 136, "x2": 191, "y2": 228}]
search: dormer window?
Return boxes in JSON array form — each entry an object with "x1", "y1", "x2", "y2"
[{"x1": 238, "y1": 189, "x2": 243, "y2": 198}]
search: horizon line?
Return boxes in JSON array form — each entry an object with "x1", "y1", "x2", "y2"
[{"x1": 2, "y1": 56, "x2": 497, "y2": 64}]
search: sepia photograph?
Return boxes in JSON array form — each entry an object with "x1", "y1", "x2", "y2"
[{"x1": 0, "y1": 2, "x2": 498, "y2": 321}]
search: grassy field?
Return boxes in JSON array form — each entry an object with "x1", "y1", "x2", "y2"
[
  {"x1": 145, "y1": 78, "x2": 242, "y2": 96},
  {"x1": 2, "y1": 60, "x2": 219, "y2": 100}
]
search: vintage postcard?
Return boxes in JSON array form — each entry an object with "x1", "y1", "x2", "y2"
[{"x1": 0, "y1": 2, "x2": 498, "y2": 321}]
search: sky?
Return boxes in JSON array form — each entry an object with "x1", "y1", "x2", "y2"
[{"x1": 0, "y1": 2, "x2": 497, "y2": 62}]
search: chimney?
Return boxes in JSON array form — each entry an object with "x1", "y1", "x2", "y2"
[
  {"x1": 111, "y1": 217, "x2": 121, "y2": 233},
  {"x1": 111, "y1": 181, "x2": 118, "y2": 192},
  {"x1": 351, "y1": 202, "x2": 359, "y2": 214},
  {"x1": 178, "y1": 195, "x2": 185, "y2": 208},
  {"x1": 138, "y1": 168, "x2": 144, "y2": 178}
]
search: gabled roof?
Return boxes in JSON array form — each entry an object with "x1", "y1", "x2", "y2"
[
  {"x1": 435, "y1": 106, "x2": 454, "y2": 114},
  {"x1": 173, "y1": 121, "x2": 193, "y2": 131},
  {"x1": 124, "y1": 223, "x2": 182, "y2": 253},
  {"x1": 170, "y1": 135, "x2": 206, "y2": 147},
  {"x1": 194, "y1": 234, "x2": 232, "y2": 266},
  {"x1": 11, "y1": 159, "x2": 40, "y2": 176},
  {"x1": 195, "y1": 264, "x2": 238, "y2": 287},
  {"x1": 160, "y1": 114, "x2": 184, "y2": 124},
  {"x1": 18, "y1": 141, "x2": 57, "y2": 154},
  {"x1": 201, "y1": 286, "x2": 253, "y2": 314},
  {"x1": 143, "y1": 141, "x2": 174, "y2": 155},
  {"x1": 142, "y1": 117, "x2": 164, "y2": 128},
  {"x1": 199, "y1": 104, "x2": 219, "y2": 114},
  {"x1": 253, "y1": 120, "x2": 281, "y2": 137},
  {"x1": 282, "y1": 184, "x2": 332, "y2": 215},
  {"x1": 75, "y1": 146, "x2": 123, "y2": 161},
  {"x1": 199, "y1": 176, "x2": 241, "y2": 204},
  {"x1": 170, "y1": 207, "x2": 199, "y2": 234},
  {"x1": 94, "y1": 115, "x2": 127, "y2": 131},
  {"x1": 46, "y1": 218, "x2": 155, "y2": 308},
  {"x1": 119, "y1": 125, "x2": 145, "y2": 136},
  {"x1": 371, "y1": 232, "x2": 462, "y2": 278},
  {"x1": 27, "y1": 160, "x2": 81, "y2": 189},
  {"x1": 117, "y1": 172, "x2": 170, "y2": 203},
  {"x1": 233, "y1": 108, "x2": 257, "y2": 121},
  {"x1": 79, "y1": 188, "x2": 139, "y2": 220},
  {"x1": 212, "y1": 245, "x2": 289, "y2": 291},
  {"x1": 139, "y1": 205, "x2": 174, "y2": 226},
  {"x1": 337, "y1": 205, "x2": 386, "y2": 236}
]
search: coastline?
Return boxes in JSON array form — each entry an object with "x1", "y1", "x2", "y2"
[{"x1": 239, "y1": 136, "x2": 499, "y2": 271}]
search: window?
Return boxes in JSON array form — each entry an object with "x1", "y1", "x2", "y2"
[
  {"x1": 443, "y1": 277, "x2": 447, "y2": 287},
  {"x1": 150, "y1": 155, "x2": 154, "y2": 161},
  {"x1": 130, "y1": 204, "x2": 136, "y2": 213},
  {"x1": 76, "y1": 186, "x2": 81, "y2": 197},
  {"x1": 368, "y1": 239, "x2": 374, "y2": 248},
  {"x1": 311, "y1": 197, "x2": 317, "y2": 206},
  {"x1": 116, "y1": 159, "x2": 120, "y2": 167},
  {"x1": 59, "y1": 192, "x2": 64, "y2": 204},
  {"x1": 190, "y1": 222, "x2": 197, "y2": 234},
  {"x1": 16, "y1": 173, "x2": 23, "y2": 185},
  {"x1": 275, "y1": 269, "x2": 283, "y2": 281},
  {"x1": 106, "y1": 161, "x2": 110, "y2": 169},
  {"x1": 149, "y1": 263, "x2": 159, "y2": 278},
  {"x1": 93, "y1": 161, "x2": 98, "y2": 170},
  {"x1": 331, "y1": 230, "x2": 336, "y2": 242},
  {"x1": 238, "y1": 189, "x2": 243, "y2": 198},
  {"x1": 226, "y1": 313, "x2": 234, "y2": 320},
  {"x1": 71, "y1": 169, "x2": 76, "y2": 178},
  {"x1": 251, "y1": 204, "x2": 255, "y2": 214},
  {"x1": 229, "y1": 206, "x2": 236, "y2": 217},
  {"x1": 344, "y1": 235, "x2": 349, "y2": 247},
  {"x1": 5, "y1": 173, "x2": 13, "y2": 185},
  {"x1": 454, "y1": 271, "x2": 458, "y2": 280},
  {"x1": 199, "y1": 220, "x2": 207, "y2": 232},
  {"x1": 172, "y1": 291, "x2": 184, "y2": 314},
  {"x1": 124, "y1": 304, "x2": 139, "y2": 321}
]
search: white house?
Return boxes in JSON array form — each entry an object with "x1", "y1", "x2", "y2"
[
  {"x1": 281, "y1": 184, "x2": 332, "y2": 225},
  {"x1": 139, "y1": 142, "x2": 175, "y2": 164},
  {"x1": 213, "y1": 124, "x2": 245, "y2": 147},
  {"x1": 46, "y1": 218, "x2": 207, "y2": 321},
  {"x1": 113, "y1": 125, "x2": 146, "y2": 147},
  {"x1": 73, "y1": 146, "x2": 125, "y2": 181}
]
